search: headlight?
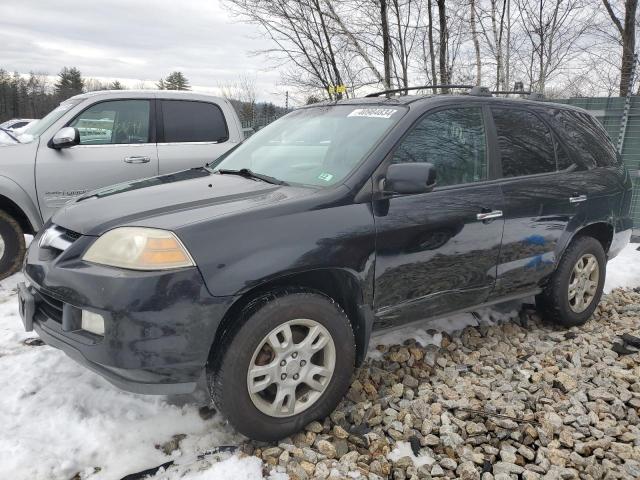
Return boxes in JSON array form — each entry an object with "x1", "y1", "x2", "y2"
[{"x1": 83, "y1": 227, "x2": 195, "y2": 270}]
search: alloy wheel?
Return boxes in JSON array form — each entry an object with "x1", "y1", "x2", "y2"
[
  {"x1": 568, "y1": 253, "x2": 599, "y2": 313},
  {"x1": 247, "y1": 318, "x2": 336, "y2": 417}
]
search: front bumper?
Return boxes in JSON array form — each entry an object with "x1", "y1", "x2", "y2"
[{"x1": 23, "y1": 233, "x2": 235, "y2": 395}]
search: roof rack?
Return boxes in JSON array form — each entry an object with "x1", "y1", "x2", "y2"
[
  {"x1": 492, "y1": 90, "x2": 531, "y2": 95},
  {"x1": 492, "y1": 90, "x2": 545, "y2": 101},
  {"x1": 364, "y1": 84, "x2": 546, "y2": 101},
  {"x1": 365, "y1": 84, "x2": 474, "y2": 97}
]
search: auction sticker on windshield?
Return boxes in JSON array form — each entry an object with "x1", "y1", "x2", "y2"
[{"x1": 347, "y1": 108, "x2": 398, "y2": 119}]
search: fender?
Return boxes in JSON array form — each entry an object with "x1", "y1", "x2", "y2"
[
  {"x1": 218, "y1": 265, "x2": 376, "y2": 366},
  {"x1": 0, "y1": 175, "x2": 43, "y2": 232},
  {"x1": 555, "y1": 219, "x2": 615, "y2": 265}
]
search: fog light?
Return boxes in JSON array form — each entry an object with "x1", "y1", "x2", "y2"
[{"x1": 81, "y1": 310, "x2": 105, "y2": 335}]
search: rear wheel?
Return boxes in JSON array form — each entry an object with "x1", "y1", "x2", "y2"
[
  {"x1": 536, "y1": 236, "x2": 606, "y2": 327},
  {"x1": 0, "y1": 211, "x2": 25, "y2": 281},
  {"x1": 208, "y1": 289, "x2": 355, "y2": 441}
]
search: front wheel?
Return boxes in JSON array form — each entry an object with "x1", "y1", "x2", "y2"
[
  {"x1": 536, "y1": 236, "x2": 606, "y2": 327},
  {"x1": 208, "y1": 289, "x2": 355, "y2": 441},
  {"x1": 0, "y1": 211, "x2": 25, "y2": 281}
]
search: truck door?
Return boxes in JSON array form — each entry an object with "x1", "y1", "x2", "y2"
[{"x1": 35, "y1": 98, "x2": 158, "y2": 220}]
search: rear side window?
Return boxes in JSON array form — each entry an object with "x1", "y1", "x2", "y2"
[
  {"x1": 161, "y1": 100, "x2": 228, "y2": 143},
  {"x1": 492, "y1": 107, "x2": 555, "y2": 177},
  {"x1": 543, "y1": 108, "x2": 617, "y2": 169}
]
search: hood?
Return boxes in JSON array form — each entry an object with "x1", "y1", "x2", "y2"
[{"x1": 52, "y1": 168, "x2": 311, "y2": 235}]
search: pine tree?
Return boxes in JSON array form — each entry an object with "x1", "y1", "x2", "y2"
[
  {"x1": 54, "y1": 67, "x2": 84, "y2": 100},
  {"x1": 109, "y1": 80, "x2": 125, "y2": 90},
  {"x1": 156, "y1": 78, "x2": 166, "y2": 90},
  {"x1": 163, "y1": 71, "x2": 190, "y2": 90}
]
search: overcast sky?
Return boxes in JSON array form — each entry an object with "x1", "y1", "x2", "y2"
[{"x1": 1, "y1": 0, "x2": 290, "y2": 104}]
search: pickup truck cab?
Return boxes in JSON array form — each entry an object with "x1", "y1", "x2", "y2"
[{"x1": 0, "y1": 90, "x2": 243, "y2": 278}]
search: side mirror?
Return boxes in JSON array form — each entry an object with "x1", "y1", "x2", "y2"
[
  {"x1": 385, "y1": 162, "x2": 436, "y2": 194},
  {"x1": 50, "y1": 127, "x2": 80, "y2": 149}
]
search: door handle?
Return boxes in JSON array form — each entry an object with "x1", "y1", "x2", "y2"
[
  {"x1": 476, "y1": 210, "x2": 503, "y2": 221},
  {"x1": 124, "y1": 156, "x2": 151, "y2": 164},
  {"x1": 569, "y1": 195, "x2": 587, "y2": 204}
]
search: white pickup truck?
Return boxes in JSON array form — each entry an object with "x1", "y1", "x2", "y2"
[{"x1": 0, "y1": 90, "x2": 244, "y2": 278}]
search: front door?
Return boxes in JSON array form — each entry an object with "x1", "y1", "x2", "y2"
[
  {"x1": 373, "y1": 106, "x2": 504, "y2": 329},
  {"x1": 36, "y1": 99, "x2": 158, "y2": 220}
]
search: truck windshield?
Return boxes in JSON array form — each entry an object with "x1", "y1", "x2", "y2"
[
  {"x1": 209, "y1": 104, "x2": 406, "y2": 187},
  {"x1": 17, "y1": 99, "x2": 83, "y2": 143}
]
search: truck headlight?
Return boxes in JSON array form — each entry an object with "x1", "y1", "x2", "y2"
[{"x1": 83, "y1": 227, "x2": 195, "y2": 270}]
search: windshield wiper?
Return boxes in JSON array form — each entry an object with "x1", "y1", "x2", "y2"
[
  {"x1": 217, "y1": 168, "x2": 288, "y2": 186},
  {"x1": 0, "y1": 127, "x2": 20, "y2": 143}
]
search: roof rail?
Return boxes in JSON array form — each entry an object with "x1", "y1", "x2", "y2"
[
  {"x1": 365, "y1": 84, "x2": 474, "y2": 97},
  {"x1": 492, "y1": 90, "x2": 531, "y2": 95},
  {"x1": 469, "y1": 86, "x2": 492, "y2": 96}
]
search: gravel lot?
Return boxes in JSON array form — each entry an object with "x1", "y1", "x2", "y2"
[
  {"x1": 240, "y1": 287, "x2": 640, "y2": 480},
  {"x1": 1, "y1": 244, "x2": 639, "y2": 479}
]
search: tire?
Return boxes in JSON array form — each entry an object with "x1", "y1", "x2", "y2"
[
  {"x1": 536, "y1": 236, "x2": 606, "y2": 327},
  {"x1": 208, "y1": 288, "x2": 355, "y2": 441},
  {"x1": 0, "y1": 210, "x2": 25, "y2": 281}
]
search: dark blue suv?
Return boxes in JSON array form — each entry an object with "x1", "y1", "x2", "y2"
[{"x1": 19, "y1": 89, "x2": 633, "y2": 440}]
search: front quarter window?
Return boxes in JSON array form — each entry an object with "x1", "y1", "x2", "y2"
[{"x1": 210, "y1": 105, "x2": 406, "y2": 187}]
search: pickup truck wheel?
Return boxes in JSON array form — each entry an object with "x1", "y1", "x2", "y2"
[
  {"x1": 536, "y1": 236, "x2": 606, "y2": 327},
  {"x1": 208, "y1": 289, "x2": 355, "y2": 441},
  {"x1": 0, "y1": 211, "x2": 25, "y2": 281}
]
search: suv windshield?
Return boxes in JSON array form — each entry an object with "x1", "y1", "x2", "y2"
[
  {"x1": 16, "y1": 99, "x2": 83, "y2": 144},
  {"x1": 209, "y1": 105, "x2": 406, "y2": 187}
]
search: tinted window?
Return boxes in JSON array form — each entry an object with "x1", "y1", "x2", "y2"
[
  {"x1": 543, "y1": 108, "x2": 617, "y2": 169},
  {"x1": 70, "y1": 100, "x2": 150, "y2": 145},
  {"x1": 161, "y1": 100, "x2": 227, "y2": 143},
  {"x1": 492, "y1": 107, "x2": 555, "y2": 177},
  {"x1": 392, "y1": 107, "x2": 487, "y2": 187}
]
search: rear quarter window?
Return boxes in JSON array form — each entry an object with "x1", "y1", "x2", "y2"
[
  {"x1": 542, "y1": 108, "x2": 618, "y2": 169},
  {"x1": 161, "y1": 100, "x2": 228, "y2": 143}
]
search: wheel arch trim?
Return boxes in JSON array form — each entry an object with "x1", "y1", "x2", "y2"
[
  {"x1": 0, "y1": 176, "x2": 42, "y2": 234},
  {"x1": 208, "y1": 267, "x2": 373, "y2": 368}
]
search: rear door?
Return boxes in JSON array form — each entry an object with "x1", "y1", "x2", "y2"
[
  {"x1": 35, "y1": 98, "x2": 158, "y2": 220},
  {"x1": 489, "y1": 106, "x2": 584, "y2": 298},
  {"x1": 541, "y1": 107, "x2": 622, "y2": 231},
  {"x1": 373, "y1": 105, "x2": 505, "y2": 328},
  {"x1": 156, "y1": 99, "x2": 233, "y2": 173}
]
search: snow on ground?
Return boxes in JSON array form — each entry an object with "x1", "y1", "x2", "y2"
[
  {"x1": 604, "y1": 242, "x2": 640, "y2": 292},
  {"x1": 0, "y1": 243, "x2": 638, "y2": 479}
]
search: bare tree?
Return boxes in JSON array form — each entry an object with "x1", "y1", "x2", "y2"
[
  {"x1": 224, "y1": 0, "x2": 350, "y2": 99},
  {"x1": 436, "y1": 0, "x2": 450, "y2": 91},
  {"x1": 470, "y1": 0, "x2": 483, "y2": 84},
  {"x1": 514, "y1": 0, "x2": 592, "y2": 92},
  {"x1": 601, "y1": 0, "x2": 638, "y2": 96}
]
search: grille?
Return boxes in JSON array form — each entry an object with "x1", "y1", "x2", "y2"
[
  {"x1": 39, "y1": 225, "x2": 82, "y2": 257},
  {"x1": 61, "y1": 228, "x2": 82, "y2": 242},
  {"x1": 34, "y1": 289, "x2": 63, "y2": 324}
]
